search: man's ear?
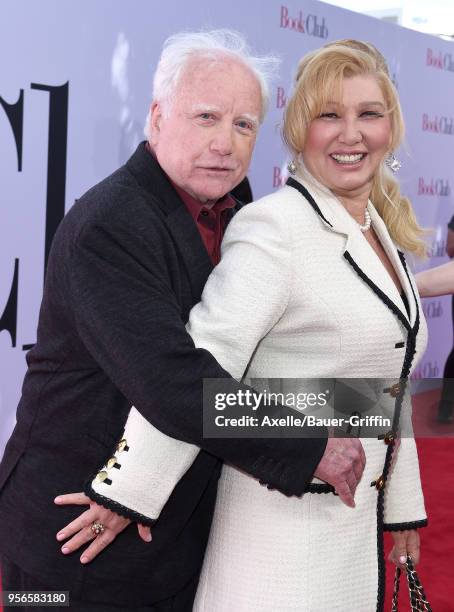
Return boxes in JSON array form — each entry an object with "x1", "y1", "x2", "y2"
[{"x1": 149, "y1": 101, "x2": 162, "y2": 146}]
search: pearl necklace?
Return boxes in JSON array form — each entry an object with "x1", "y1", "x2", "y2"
[{"x1": 358, "y1": 207, "x2": 371, "y2": 232}]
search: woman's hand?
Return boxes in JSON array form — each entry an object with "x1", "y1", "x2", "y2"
[
  {"x1": 54, "y1": 492, "x2": 152, "y2": 564},
  {"x1": 388, "y1": 529, "x2": 420, "y2": 570}
]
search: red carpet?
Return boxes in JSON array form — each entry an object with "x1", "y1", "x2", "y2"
[
  {"x1": 384, "y1": 437, "x2": 454, "y2": 611},
  {"x1": 0, "y1": 390, "x2": 453, "y2": 611},
  {"x1": 384, "y1": 388, "x2": 454, "y2": 611}
]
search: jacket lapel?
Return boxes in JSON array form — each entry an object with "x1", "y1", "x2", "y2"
[
  {"x1": 126, "y1": 143, "x2": 213, "y2": 299},
  {"x1": 286, "y1": 176, "x2": 415, "y2": 329},
  {"x1": 164, "y1": 206, "x2": 214, "y2": 299},
  {"x1": 367, "y1": 207, "x2": 417, "y2": 327}
]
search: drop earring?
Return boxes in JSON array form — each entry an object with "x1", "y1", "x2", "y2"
[
  {"x1": 287, "y1": 159, "x2": 297, "y2": 175},
  {"x1": 385, "y1": 153, "x2": 402, "y2": 173}
]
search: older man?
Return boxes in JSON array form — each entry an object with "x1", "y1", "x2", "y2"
[{"x1": 0, "y1": 30, "x2": 364, "y2": 611}]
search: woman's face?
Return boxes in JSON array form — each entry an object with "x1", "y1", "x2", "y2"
[{"x1": 302, "y1": 74, "x2": 392, "y2": 201}]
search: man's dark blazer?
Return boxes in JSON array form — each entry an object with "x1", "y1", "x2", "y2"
[{"x1": 0, "y1": 143, "x2": 326, "y2": 607}]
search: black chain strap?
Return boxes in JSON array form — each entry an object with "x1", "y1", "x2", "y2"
[{"x1": 391, "y1": 555, "x2": 432, "y2": 611}]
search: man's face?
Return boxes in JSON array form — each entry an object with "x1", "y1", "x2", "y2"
[{"x1": 150, "y1": 57, "x2": 262, "y2": 203}]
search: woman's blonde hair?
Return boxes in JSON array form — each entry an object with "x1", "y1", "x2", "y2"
[{"x1": 283, "y1": 39, "x2": 427, "y2": 257}]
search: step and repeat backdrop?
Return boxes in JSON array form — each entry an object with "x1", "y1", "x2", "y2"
[{"x1": 1, "y1": 0, "x2": 454, "y2": 456}]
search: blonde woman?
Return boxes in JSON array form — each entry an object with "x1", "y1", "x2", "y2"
[
  {"x1": 57, "y1": 41, "x2": 429, "y2": 610},
  {"x1": 191, "y1": 40, "x2": 428, "y2": 611}
]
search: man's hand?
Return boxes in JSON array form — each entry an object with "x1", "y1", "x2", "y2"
[
  {"x1": 388, "y1": 529, "x2": 420, "y2": 570},
  {"x1": 54, "y1": 492, "x2": 152, "y2": 564},
  {"x1": 313, "y1": 437, "x2": 366, "y2": 508}
]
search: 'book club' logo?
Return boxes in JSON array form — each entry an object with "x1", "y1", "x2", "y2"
[
  {"x1": 426, "y1": 49, "x2": 454, "y2": 73},
  {"x1": 422, "y1": 113, "x2": 454, "y2": 135},
  {"x1": 423, "y1": 300, "x2": 443, "y2": 319},
  {"x1": 418, "y1": 178, "x2": 451, "y2": 197},
  {"x1": 280, "y1": 5, "x2": 328, "y2": 39},
  {"x1": 429, "y1": 239, "x2": 448, "y2": 258},
  {"x1": 411, "y1": 360, "x2": 440, "y2": 380}
]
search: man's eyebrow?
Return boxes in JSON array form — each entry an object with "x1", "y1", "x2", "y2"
[
  {"x1": 189, "y1": 104, "x2": 221, "y2": 114},
  {"x1": 188, "y1": 106, "x2": 259, "y2": 128}
]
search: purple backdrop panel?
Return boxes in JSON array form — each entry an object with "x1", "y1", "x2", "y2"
[{"x1": 1, "y1": 0, "x2": 453, "y2": 456}]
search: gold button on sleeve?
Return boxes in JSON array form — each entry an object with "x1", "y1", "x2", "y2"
[
  {"x1": 117, "y1": 439, "x2": 128, "y2": 452},
  {"x1": 95, "y1": 470, "x2": 109, "y2": 483},
  {"x1": 106, "y1": 457, "x2": 118, "y2": 469}
]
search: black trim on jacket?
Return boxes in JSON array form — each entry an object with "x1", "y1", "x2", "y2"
[
  {"x1": 383, "y1": 519, "x2": 428, "y2": 532},
  {"x1": 286, "y1": 178, "x2": 424, "y2": 612}
]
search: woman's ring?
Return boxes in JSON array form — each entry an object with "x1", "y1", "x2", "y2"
[{"x1": 90, "y1": 521, "x2": 105, "y2": 536}]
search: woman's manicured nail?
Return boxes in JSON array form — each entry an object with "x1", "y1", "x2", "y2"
[
  {"x1": 399, "y1": 555, "x2": 406, "y2": 564},
  {"x1": 61, "y1": 546, "x2": 70, "y2": 554},
  {"x1": 56, "y1": 532, "x2": 65, "y2": 541}
]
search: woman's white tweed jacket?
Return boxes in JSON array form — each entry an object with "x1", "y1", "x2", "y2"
[{"x1": 91, "y1": 173, "x2": 428, "y2": 612}]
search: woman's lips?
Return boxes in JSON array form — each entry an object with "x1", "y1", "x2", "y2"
[{"x1": 330, "y1": 153, "x2": 367, "y2": 165}]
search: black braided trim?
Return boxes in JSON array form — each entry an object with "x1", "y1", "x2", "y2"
[
  {"x1": 282, "y1": 185, "x2": 423, "y2": 611},
  {"x1": 343, "y1": 252, "x2": 411, "y2": 331},
  {"x1": 304, "y1": 483, "x2": 335, "y2": 494},
  {"x1": 84, "y1": 479, "x2": 157, "y2": 527},
  {"x1": 383, "y1": 519, "x2": 428, "y2": 532},
  {"x1": 376, "y1": 447, "x2": 392, "y2": 612},
  {"x1": 341, "y1": 250, "x2": 420, "y2": 612},
  {"x1": 286, "y1": 178, "x2": 333, "y2": 227},
  {"x1": 377, "y1": 344, "x2": 418, "y2": 609},
  {"x1": 378, "y1": 264, "x2": 420, "y2": 612},
  {"x1": 398, "y1": 251, "x2": 421, "y2": 341}
]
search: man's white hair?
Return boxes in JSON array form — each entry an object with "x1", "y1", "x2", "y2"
[{"x1": 144, "y1": 29, "x2": 280, "y2": 139}]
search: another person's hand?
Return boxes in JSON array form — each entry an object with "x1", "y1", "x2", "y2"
[
  {"x1": 388, "y1": 529, "x2": 420, "y2": 570},
  {"x1": 313, "y1": 437, "x2": 366, "y2": 508},
  {"x1": 54, "y1": 492, "x2": 152, "y2": 563}
]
